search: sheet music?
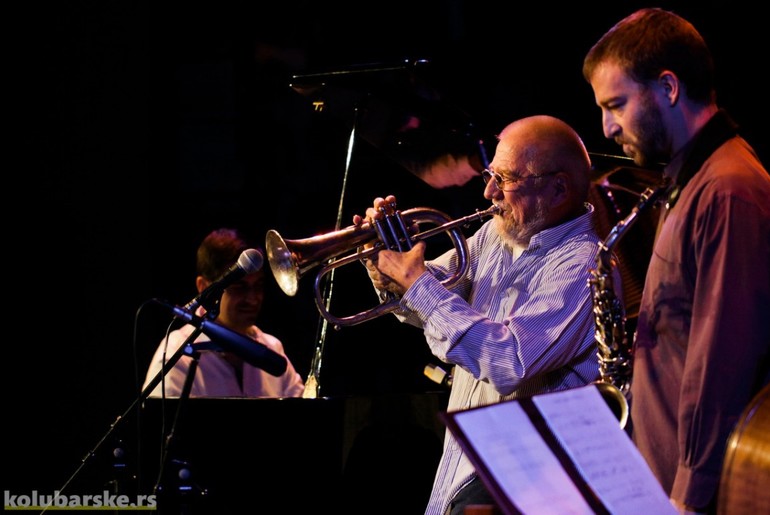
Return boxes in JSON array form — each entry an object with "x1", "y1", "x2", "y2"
[
  {"x1": 454, "y1": 401, "x2": 594, "y2": 514},
  {"x1": 532, "y1": 385, "x2": 676, "y2": 514}
]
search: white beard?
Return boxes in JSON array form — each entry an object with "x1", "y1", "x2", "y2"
[
  {"x1": 493, "y1": 198, "x2": 549, "y2": 254},
  {"x1": 494, "y1": 216, "x2": 528, "y2": 258}
]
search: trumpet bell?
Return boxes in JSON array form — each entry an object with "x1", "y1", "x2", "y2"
[
  {"x1": 266, "y1": 221, "x2": 381, "y2": 299},
  {"x1": 266, "y1": 229, "x2": 300, "y2": 297}
]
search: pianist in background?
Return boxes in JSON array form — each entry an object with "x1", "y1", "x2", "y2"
[{"x1": 143, "y1": 227, "x2": 305, "y2": 398}]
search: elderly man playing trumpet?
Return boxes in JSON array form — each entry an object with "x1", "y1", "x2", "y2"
[{"x1": 354, "y1": 114, "x2": 606, "y2": 515}]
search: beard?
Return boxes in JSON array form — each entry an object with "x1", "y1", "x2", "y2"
[
  {"x1": 494, "y1": 196, "x2": 550, "y2": 250},
  {"x1": 624, "y1": 91, "x2": 669, "y2": 167}
]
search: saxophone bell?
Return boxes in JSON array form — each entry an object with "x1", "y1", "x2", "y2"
[{"x1": 595, "y1": 381, "x2": 630, "y2": 429}]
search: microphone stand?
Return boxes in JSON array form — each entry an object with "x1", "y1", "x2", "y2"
[
  {"x1": 47, "y1": 303, "x2": 227, "y2": 514},
  {"x1": 302, "y1": 105, "x2": 361, "y2": 399},
  {"x1": 151, "y1": 310, "x2": 217, "y2": 511}
]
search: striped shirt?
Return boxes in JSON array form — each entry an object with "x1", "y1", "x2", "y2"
[{"x1": 397, "y1": 204, "x2": 603, "y2": 515}]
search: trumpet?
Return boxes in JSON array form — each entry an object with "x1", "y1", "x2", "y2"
[{"x1": 265, "y1": 204, "x2": 501, "y2": 328}]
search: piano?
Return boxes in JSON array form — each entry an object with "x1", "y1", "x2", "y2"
[{"x1": 138, "y1": 392, "x2": 448, "y2": 514}]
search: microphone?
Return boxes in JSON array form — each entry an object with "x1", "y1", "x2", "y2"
[
  {"x1": 184, "y1": 248, "x2": 264, "y2": 312},
  {"x1": 158, "y1": 300, "x2": 287, "y2": 377}
]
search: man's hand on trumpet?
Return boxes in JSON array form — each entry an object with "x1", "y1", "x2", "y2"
[{"x1": 353, "y1": 194, "x2": 427, "y2": 296}]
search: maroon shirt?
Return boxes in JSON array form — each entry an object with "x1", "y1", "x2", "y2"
[{"x1": 630, "y1": 134, "x2": 770, "y2": 510}]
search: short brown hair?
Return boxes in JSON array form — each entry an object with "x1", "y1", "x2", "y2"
[
  {"x1": 583, "y1": 8, "x2": 715, "y2": 105},
  {"x1": 196, "y1": 228, "x2": 253, "y2": 281}
]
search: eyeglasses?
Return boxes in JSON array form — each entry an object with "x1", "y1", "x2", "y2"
[{"x1": 481, "y1": 169, "x2": 559, "y2": 191}]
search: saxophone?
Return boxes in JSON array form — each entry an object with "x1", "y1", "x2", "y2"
[{"x1": 588, "y1": 178, "x2": 671, "y2": 427}]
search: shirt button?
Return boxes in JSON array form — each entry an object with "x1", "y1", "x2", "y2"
[{"x1": 503, "y1": 319, "x2": 510, "y2": 326}]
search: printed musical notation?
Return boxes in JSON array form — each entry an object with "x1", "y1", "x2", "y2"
[{"x1": 443, "y1": 384, "x2": 675, "y2": 515}]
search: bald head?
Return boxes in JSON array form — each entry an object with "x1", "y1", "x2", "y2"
[{"x1": 497, "y1": 115, "x2": 592, "y2": 204}]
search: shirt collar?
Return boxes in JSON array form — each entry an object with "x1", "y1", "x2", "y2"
[{"x1": 528, "y1": 202, "x2": 595, "y2": 251}]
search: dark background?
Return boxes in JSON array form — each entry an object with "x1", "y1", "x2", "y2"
[{"x1": 10, "y1": 0, "x2": 766, "y2": 511}]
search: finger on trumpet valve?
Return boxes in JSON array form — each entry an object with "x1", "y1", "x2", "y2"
[
  {"x1": 383, "y1": 210, "x2": 406, "y2": 251},
  {"x1": 372, "y1": 217, "x2": 392, "y2": 249},
  {"x1": 394, "y1": 210, "x2": 413, "y2": 250}
]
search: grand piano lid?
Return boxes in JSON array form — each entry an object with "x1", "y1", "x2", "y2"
[{"x1": 290, "y1": 58, "x2": 492, "y2": 189}]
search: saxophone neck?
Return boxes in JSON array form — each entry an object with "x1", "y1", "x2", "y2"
[
  {"x1": 638, "y1": 176, "x2": 673, "y2": 210},
  {"x1": 596, "y1": 176, "x2": 672, "y2": 260}
]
